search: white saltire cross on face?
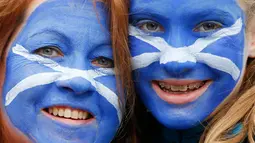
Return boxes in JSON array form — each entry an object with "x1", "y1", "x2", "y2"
[
  {"x1": 130, "y1": 18, "x2": 243, "y2": 81},
  {"x1": 5, "y1": 44, "x2": 122, "y2": 122}
]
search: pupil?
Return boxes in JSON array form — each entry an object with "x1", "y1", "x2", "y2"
[
  {"x1": 204, "y1": 23, "x2": 215, "y2": 30},
  {"x1": 147, "y1": 23, "x2": 158, "y2": 30},
  {"x1": 43, "y1": 49, "x2": 52, "y2": 55},
  {"x1": 99, "y1": 58, "x2": 107, "y2": 65}
]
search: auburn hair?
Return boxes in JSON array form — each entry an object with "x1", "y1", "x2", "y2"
[{"x1": 0, "y1": 0, "x2": 135, "y2": 143}]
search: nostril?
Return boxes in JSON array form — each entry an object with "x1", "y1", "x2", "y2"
[
  {"x1": 161, "y1": 61, "x2": 196, "y2": 75},
  {"x1": 55, "y1": 78, "x2": 95, "y2": 94},
  {"x1": 62, "y1": 86, "x2": 74, "y2": 92}
]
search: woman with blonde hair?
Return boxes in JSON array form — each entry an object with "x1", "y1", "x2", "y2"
[
  {"x1": 0, "y1": 0, "x2": 135, "y2": 143},
  {"x1": 130, "y1": 0, "x2": 255, "y2": 142}
]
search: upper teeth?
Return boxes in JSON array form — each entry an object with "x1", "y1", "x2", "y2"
[
  {"x1": 158, "y1": 81, "x2": 205, "y2": 92},
  {"x1": 48, "y1": 107, "x2": 90, "y2": 120}
]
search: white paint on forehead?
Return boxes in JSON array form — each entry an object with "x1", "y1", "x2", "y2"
[
  {"x1": 6, "y1": 44, "x2": 122, "y2": 122},
  {"x1": 129, "y1": 18, "x2": 243, "y2": 80}
]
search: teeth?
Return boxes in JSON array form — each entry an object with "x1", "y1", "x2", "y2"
[
  {"x1": 188, "y1": 84, "x2": 195, "y2": 90},
  {"x1": 165, "y1": 85, "x2": 171, "y2": 89},
  {"x1": 83, "y1": 112, "x2": 88, "y2": 119},
  {"x1": 49, "y1": 108, "x2": 53, "y2": 114},
  {"x1": 58, "y1": 108, "x2": 64, "y2": 117},
  {"x1": 158, "y1": 81, "x2": 206, "y2": 92},
  {"x1": 179, "y1": 86, "x2": 188, "y2": 92},
  {"x1": 46, "y1": 107, "x2": 91, "y2": 120},
  {"x1": 171, "y1": 85, "x2": 180, "y2": 92},
  {"x1": 71, "y1": 110, "x2": 78, "y2": 119},
  {"x1": 159, "y1": 82, "x2": 165, "y2": 88},
  {"x1": 53, "y1": 108, "x2": 58, "y2": 116},
  {"x1": 78, "y1": 111, "x2": 83, "y2": 119},
  {"x1": 64, "y1": 109, "x2": 71, "y2": 118}
]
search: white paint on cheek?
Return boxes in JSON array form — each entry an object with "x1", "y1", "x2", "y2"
[
  {"x1": 129, "y1": 26, "x2": 167, "y2": 51},
  {"x1": 196, "y1": 53, "x2": 240, "y2": 80},
  {"x1": 129, "y1": 18, "x2": 243, "y2": 81},
  {"x1": 132, "y1": 52, "x2": 161, "y2": 70},
  {"x1": 188, "y1": 18, "x2": 243, "y2": 53},
  {"x1": 5, "y1": 72, "x2": 62, "y2": 106},
  {"x1": 6, "y1": 44, "x2": 122, "y2": 122}
]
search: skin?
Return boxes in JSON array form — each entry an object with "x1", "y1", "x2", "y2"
[
  {"x1": 2, "y1": 0, "x2": 122, "y2": 143},
  {"x1": 129, "y1": 0, "x2": 251, "y2": 129}
]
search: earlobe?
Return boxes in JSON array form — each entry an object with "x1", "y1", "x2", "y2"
[
  {"x1": 248, "y1": 19, "x2": 255, "y2": 58},
  {"x1": 248, "y1": 41, "x2": 255, "y2": 58},
  {"x1": 248, "y1": 33, "x2": 255, "y2": 57}
]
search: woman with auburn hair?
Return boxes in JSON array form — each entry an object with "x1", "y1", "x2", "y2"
[
  {"x1": 0, "y1": 0, "x2": 135, "y2": 143},
  {"x1": 130, "y1": 0, "x2": 255, "y2": 142}
]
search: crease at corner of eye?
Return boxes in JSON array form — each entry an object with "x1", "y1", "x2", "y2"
[
  {"x1": 5, "y1": 44, "x2": 122, "y2": 123},
  {"x1": 129, "y1": 18, "x2": 243, "y2": 81}
]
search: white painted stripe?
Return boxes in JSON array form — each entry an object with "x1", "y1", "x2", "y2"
[
  {"x1": 196, "y1": 53, "x2": 240, "y2": 80},
  {"x1": 129, "y1": 26, "x2": 167, "y2": 51},
  {"x1": 160, "y1": 47, "x2": 196, "y2": 64},
  {"x1": 129, "y1": 18, "x2": 243, "y2": 81},
  {"x1": 7, "y1": 44, "x2": 122, "y2": 122},
  {"x1": 5, "y1": 72, "x2": 62, "y2": 106},
  {"x1": 132, "y1": 52, "x2": 161, "y2": 70},
  {"x1": 189, "y1": 18, "x2": 243, "y2": 53}
]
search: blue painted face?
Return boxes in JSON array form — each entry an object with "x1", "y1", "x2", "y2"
[
  {"x1": 2, "y1": 0, "x2": 123, "y2": 143},
  {"x1": 129, "y1": 0, "x2": 246, "y2": 129}
]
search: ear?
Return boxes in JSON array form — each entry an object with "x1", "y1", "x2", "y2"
[
  {"x1": 248, "y1": 31, "x2": 255, "y2": 58},
  {"x1": 248, "y1": 41, "x2": 255, "y2": 58}
]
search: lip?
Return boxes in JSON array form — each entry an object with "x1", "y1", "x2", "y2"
[
  {"x1": 152, "y1": 79, "x2": 212, "y2": 105},
  {"x1": 41, "y1": 106, "x2": 96, "y2": 126}
]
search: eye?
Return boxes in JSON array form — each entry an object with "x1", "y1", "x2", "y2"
[
  {"x1": 136, "y1": 20, "x2": 164, "y2": 33},
  {"x1": 91, "y1": 56, "x2": 114, "y2": 68},
  {"x1": 193, "y1": 21, "x2": 223, "y2": 32},
  {"x1": 34, "y1": 46, "x2": 63, "y2": 58}
]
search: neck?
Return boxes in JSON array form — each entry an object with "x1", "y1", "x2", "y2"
[{"x1": 160, "y1": 123, "x2": 206, "y2": 143}]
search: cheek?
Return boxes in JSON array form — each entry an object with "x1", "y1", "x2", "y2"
[{"x1": 95, "y1": 76, "x2": 117, "y2": 94}]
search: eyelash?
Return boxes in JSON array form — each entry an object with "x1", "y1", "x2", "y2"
[
  {"x1": 91, "y1": 56, "x2": 114, "y2": 68},
  {"x1": 33, "y1": 46, "x2": 64, "y2": 58},
  {"x1": 133, "y1": 19, "x2": 223, "y2": 34},
  {"x1": 134, "y1": 19, "x2": 164, "y2": 33},
  {"x1": 193, "y1": 21, "x2": 223, "y2": 32}
]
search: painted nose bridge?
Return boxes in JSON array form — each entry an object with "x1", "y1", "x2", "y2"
[
  {"x1": 160, "y1": 47, "x2": 196, "y2": 74},
  {"x1": 166, "y1": 25, "x2": 186, "y2": 47},
  {"x1": 56, "y1": 77, "x2": 95, "y2": 94}
]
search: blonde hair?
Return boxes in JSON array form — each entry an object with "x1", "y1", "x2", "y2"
[{"x1": 201, "y1": 0, "x2": 255, "y2": 142}]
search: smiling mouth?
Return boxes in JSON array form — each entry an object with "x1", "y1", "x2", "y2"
[
  {"x1": 152, "y1": 80, "x2": 212, "y2": 104},
  {"x1": 42, "y1": 106, "x2": 94, "y2": 125}
]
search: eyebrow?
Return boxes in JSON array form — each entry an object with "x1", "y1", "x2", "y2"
[
  {"x1": 28, "y1": 28, "x2": 72, "y2": 46},
  {"x1": 130, "y1": 5, "x2": 235, "y2": 23},
  {"x1": 186, "y1": 9, "x2": 235, "y2": 21}
]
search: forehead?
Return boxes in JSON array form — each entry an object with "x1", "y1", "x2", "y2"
[
  {"x1": 130, "y1": 0, "x2": 243, "y2": 18},
  {"x1": 19, "y1": 0, "x2": 109, "y2": 43}
]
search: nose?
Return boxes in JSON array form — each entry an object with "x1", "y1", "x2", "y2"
[
  {"x1": 161, "y1": 61, "x2": 196, "y2": 75},
  {"x1": 160, "y1": 48, "x2": 196, "y2": 75},
  {"x1": 56, "y1": 77, "x2": 95, "y2": 94}
]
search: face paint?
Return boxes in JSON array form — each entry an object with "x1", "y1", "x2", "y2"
[
  {"x1": 130, "y1": 0, "x2": 246, "y2": 129},
  {"x1": 3, "y1": 0, "x2": 122, "y2": 143}
]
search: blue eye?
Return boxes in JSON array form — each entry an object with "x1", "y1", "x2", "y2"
[
  {"x1": 34, "y1": 46, "x2": 63, "y2": 58},
  {"x1": 91, "y1": 56, "x2": 114, "y2": 68},
  {"x1": 193, "y1": 21, "x2": 223, "y2": 32},
  {"x1": 136, "y1": 20, "x2": 164, "y2": 33}
]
